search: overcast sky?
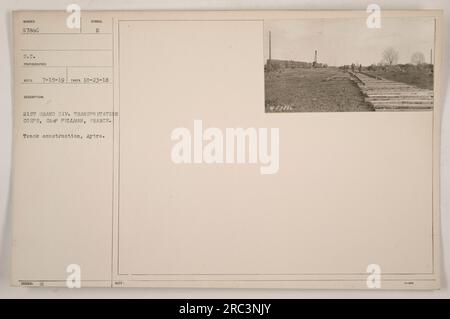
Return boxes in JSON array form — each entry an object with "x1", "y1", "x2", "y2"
[{"x1": 263, "y1": 17, "x2": 435, "y2": 66}]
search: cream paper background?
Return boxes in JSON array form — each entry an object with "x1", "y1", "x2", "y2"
[{"x1": 118, "y1": 20, "x2": 433, "y2": 277}]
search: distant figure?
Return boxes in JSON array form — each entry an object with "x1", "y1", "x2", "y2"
[
  {"x1": 351, "y1": 63, "x2": 355, "y2": 72},
  {"x1": 359, "y1": 64, "x2": 362, "y2": 72}
]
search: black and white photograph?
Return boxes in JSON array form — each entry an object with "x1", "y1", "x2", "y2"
[{"x1": 264, "y1": 18, "x2": 435, "y2": 112}]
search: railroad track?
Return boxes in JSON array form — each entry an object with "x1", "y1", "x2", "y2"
[{"x1": 350, "y1": 72, "x2": 434, "y2": 111}]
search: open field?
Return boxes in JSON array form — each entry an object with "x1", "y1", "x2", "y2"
[
  {"x1": 364, "y1": 69, "x2": 433, "y2": 90},
  {"x1": 265, "y1": 67, "x2": 372, "y2": 112}
]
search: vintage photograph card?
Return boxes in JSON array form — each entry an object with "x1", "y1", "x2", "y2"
[{"x1": 11, "y1": 10, "x2": 442, "y2": 289}]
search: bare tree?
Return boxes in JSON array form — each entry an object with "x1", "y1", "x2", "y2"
[
  {"x1": 382, "y1": 47, "x2": 399, "y2": 65},
  {"x1": 411, "y1": 52, "x2": 425, "y2": 65}
]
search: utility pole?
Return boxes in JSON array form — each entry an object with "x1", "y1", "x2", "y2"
[
  {"x1": 269, "y1": 31, "x2": 272, "y2": 61},
  {"x1": 314, "y1": 50, "x2": 318, "y2": 63}
]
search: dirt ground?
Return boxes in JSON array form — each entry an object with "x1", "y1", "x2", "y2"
[{"x1": 265, "y1": 67, "x2": 373, "y2": 112}]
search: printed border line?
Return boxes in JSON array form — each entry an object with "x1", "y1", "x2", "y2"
[{"x1": 114, "y1": 17, "x2": 437, "y2": 279}]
